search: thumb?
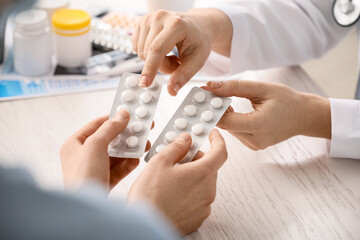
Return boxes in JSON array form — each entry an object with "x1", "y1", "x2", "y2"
[
  {"x1": 197, "y1": 129, "x2": 228, "y2": 172},
  {"x1": 204, "y1": 80, "x2": 267, "y2": 99},
  {"x1": 167, "y1": 49, "x2": 208, "y2": 96},
  {"x1": 87, "y1": 110, "x2": 130, "y2": 148},
  {"x1": 217, "y1": 111, "x2": 257, "y2": 132},
  {"x1": 151, "y1": 133, "x2": 192, "y2": 166}
]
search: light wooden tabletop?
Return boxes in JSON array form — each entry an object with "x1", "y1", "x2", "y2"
[{"x1": 0, "y1": 66, "x2": 359, "y2": 239}]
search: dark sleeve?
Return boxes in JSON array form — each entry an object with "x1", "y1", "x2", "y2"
[{"x1": 0, "y1": 167, "x2": 179, "y2": 240}]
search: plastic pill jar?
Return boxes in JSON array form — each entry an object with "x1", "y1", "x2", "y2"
[
  {"x1": 35, "y1": 0, "x2": 69, "y2": 25},
  {"x1": 52, "y1": 9, "x2": 91, "y2": 68},
  {"x1": 13, "y1": 10, "x2": 52, "y2": 76}
]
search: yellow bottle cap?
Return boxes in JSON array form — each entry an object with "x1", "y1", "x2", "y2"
[{"x1": 52, "y1": 9, "x2": 90, "y2": 31}]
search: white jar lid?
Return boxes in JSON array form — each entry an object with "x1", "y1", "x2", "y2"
[
  {"x1": 15, "y1": 10, "x2": 48, "y2": 32},
  {"x1": 36, "y1": 0, "x2": 69, "y2": 11}
]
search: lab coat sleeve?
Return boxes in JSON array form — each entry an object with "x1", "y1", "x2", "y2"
[
  {"x1": 212, "y1": 0, "x2": 351, "y2": 73},
  {"x1": 0, "y1": 167, "x2": 179, "y2": 240},
  {"x1": 328, "y1": 99, "x2": 360, "y2": 159}
]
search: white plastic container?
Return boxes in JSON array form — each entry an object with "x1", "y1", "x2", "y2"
[
  {"x1": 35, "y1": 0, "x2": 69, "y2": 25},
  {"x1": 52, "y1": 9, "x2": 92, "y2": 68},
  {"x1": 13, "y1": 10, "x2": 52, "y2": 76}
]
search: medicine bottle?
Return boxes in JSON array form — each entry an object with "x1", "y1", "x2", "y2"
[
  {"x1": 52, "y1": 9, "x2": 92, "y2": 68},
  {"x1": 35, "y1": 0, "x2": 70, "y2": 25},
  {"x1": 13, "y1": 10, "x2": 52, "y2": 76}
]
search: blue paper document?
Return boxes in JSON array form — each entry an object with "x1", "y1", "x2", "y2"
[{"x1": 0, "y1": 75, "x2": 119, "y2": 101}]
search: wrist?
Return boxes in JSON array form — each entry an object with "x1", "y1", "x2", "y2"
[
  {"x1": 187, "y1": 8, "x2": 232, "y2": 56},
  {"x1": 298, "y1": 93, "x2": 331, "y2": 139}
]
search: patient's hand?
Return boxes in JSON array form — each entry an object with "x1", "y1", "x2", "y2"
[
  {"x1": 203, "y1": 80, "x2": 331, "y2": 150},
  {"x1": 128, "y1": 130, "x2": 228, "y2": 235},
  {"x1": 60, "y1": 110, "x2": 148, "y2": 190}
]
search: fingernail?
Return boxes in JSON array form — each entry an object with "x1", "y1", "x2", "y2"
[
  {"x1": 174, "y1": 83, "x2": 181, "y2": 93},
  {"x1": 176, "y1": 133, "x2": 191, "y2": 143},
  {"x1": 117, "y1": 110, "x2": 129, "y2": 120},
  {"x1": 207, "y1": 81, "x2": 223, "y2": 89},
  {"x1": 139, "y1": 75, "x2": 148, "y2": 87}
]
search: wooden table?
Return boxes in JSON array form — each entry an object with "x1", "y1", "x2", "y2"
[{"x1": 0, "y1": 66, "x2": 359, "y2": 239}]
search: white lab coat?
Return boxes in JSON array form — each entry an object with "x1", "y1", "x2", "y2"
[{"x1": 211, "y1": 0, "x2": 360, "y2": 159}]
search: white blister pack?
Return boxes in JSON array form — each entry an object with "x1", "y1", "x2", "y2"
[
  {"x1": 108, "y1": 72, "x2": 164, "y2": 158},
  {"x1": 145, "y1": 87, "x2": 232, "y2": 163}
]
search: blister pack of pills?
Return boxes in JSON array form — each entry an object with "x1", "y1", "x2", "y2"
[
  {"x1": 145, "y1": 87, "x2": 232, "y2": 163},
  {"x1": 108, "y1": 72, "x2": 164, "y2": 158},
  {"x1": 91, "y1": 14, "x2": 138, "y2": 54}
]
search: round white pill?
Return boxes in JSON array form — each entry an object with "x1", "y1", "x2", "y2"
[
  {"x1": 193, "y1": 91, "x2": 206, "y2": 104},
  {"x1": 174, "y1": 118, "x2": 188, "y2": 130},
  {"x1": 135, "y1": 106, "x2": 149, "y2": 119},
  {"x1": 184, "y1": 105, "x2": 197, "y2": 117},
  {"x1": 155, "y1": 144, "x2": 166, "y2": 153},
  {"x1": 210, "y1": 97, "x2": 223, "y2": 109},
  {"x1": 126, "y1": 75, "x2": 139, "y2": 88},
  {"x1": 122, "y1": 90, "x2": 135, "y2": 102},
  {"x1": 201, "y1": 110, "x2": 214, "y2": 122},
  {"x1": 165, "y1": 131, "x2": 178, "y2": 143},
  {"x1": 116, "y1": 104, "x2": 130, "y2": 113},
  {"x1": 130, "y1": 122, "x2": 144, "y2": 134},
  {"x1": 140, "y1": 92, "x2": 153, "y2": 104},
  {"x1": 126, "y1": 136, "x2": 139, "y2": 149},
  {"x1": 192, "y1": 123, "x2": 205, "y2": 136},
  {"x1": 147, "y1": 80, "x2": 158, "y2": 90},
  {"x1": 110, "y1": 135, "x2": 121, "y2": 146}
]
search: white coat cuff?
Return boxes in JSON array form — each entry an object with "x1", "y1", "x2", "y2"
[{"x1": 329, "y1": 98, "x2": 360, "y2": 159}]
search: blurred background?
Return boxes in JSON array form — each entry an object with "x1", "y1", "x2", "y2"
[{"x1": 302, "y1": 29, "x2": 358, "y2": 99}]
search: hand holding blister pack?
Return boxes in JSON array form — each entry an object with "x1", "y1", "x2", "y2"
[
  {"x1": 108, "y1": 72, "x2": 164, "y2": 158},
  {"x1": 145, "y1": 87, "x2": 231, "y2": 163}
]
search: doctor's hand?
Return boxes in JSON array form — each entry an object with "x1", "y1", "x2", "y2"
[
  {"x1": 203, "y1": 80, "x2": 331, "y2": 150},
  {"x1": 128, "y1": 130, "x2": 227, "y2": 235},
  {"x1": 60, "y1": 110, "x2": 150, "y2": 190},
  {"x1": 133, "y1": 8, "x2": 232, "y2": 96}
]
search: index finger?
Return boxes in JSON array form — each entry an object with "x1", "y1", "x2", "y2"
[
  {"x1": 203, "y1": 80, "x2": 268, "y2": 99},
  {"x1": 140, "y1": 27, "x2": 184, "y2": 87}
]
